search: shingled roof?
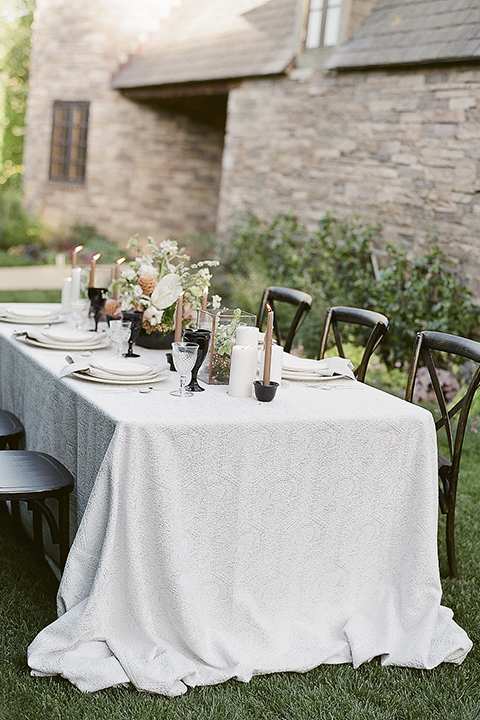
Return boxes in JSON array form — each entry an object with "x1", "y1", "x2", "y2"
[
  {"x1": 328, "y1": 0, "x2": 480, "y2": 70},
  {"x1": 112, "y1": 0, "x2": 297, "y2": 91}
]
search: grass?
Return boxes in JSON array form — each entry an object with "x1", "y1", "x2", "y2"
[
  {"x1": 1, "y1": 431, "x2": 479, "y2": 720},
  {"x1": 0, "y1": 290, "x2": 61, "y2": 303}
]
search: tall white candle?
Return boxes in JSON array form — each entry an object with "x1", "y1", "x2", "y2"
[
  {"x1": 236, "y1": 325, "x2": 259, "y2": 347},
  {"x1": 70, "y1": 267, "x2": 82, "y2": 303},
  {"x1": 61, "y1": 277, "x2": 71, "y2": 313},
  {"x1": 228, "y1": 344, "x2": 257, "y2": 398}
]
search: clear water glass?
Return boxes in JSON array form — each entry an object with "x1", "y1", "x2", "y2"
[
  {"x1": 108, "y1": 320, "x2": 131, "y2": 356},
  {"x1": 70, "y1": 299, "x2": 90, "y2": 329},
  {"x1": 170, "y1": 342, "x2": 199, "y2": 397}
]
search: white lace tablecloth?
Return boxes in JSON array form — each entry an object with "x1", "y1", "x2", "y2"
[{"x1": 0, "y1": 307, "x2": 472, "y2": 696}]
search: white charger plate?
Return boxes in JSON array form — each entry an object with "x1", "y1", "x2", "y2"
[
  {"x1": 72, "y1": 369, "x2": 168, "y2": 385},
  {"x1": 0, "y1": 314, "x2": 65, "y2": 325},
  {"x1": 6, "y1": 306, "x2": 56, "y2": 318},
  {"x1": 22, "y1": 336, "x2": 110, "y2": 351},
  {"x1": 281, "y1": 371, "x2": 345, "y2": 382}
]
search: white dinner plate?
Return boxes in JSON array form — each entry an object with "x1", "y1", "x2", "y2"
[
  {"x1": 90, "y1": 358, "x2": 154, "y2": 376},
  {"x1": 0, "y1": 314, "x2": 65, "y2": 325},
  {"x1": 22, "y1": 336, "x2": 110, "y2": 351},
  {"x1": 44, "y1": 328, "x2": 102, "y2": 343},
  {"x1": 72, "y1": 369, "x2": 168, "y2": 385},
  {"x1": 281, "y1": 371, "x2": 346, "y2": 382},
  {"x1": 5, "y1": 306, "x2": 56, "y2": 318}
]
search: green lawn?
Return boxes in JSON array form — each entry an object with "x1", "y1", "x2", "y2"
[
  {"x1": 1, "y1": 430, "x2": 479, "y2": 720},
  {"x1": 0, "y1": 290, "x2": 61, "y2": 304}
]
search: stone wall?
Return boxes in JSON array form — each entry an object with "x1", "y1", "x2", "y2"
[
  {"x1": 23, "y1": 0, "x2": 224, "y2": 245},
  {"x1": 218, "y1": 62, "x2": 480, "y2": 298}
]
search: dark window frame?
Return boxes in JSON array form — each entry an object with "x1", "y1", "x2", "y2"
[{"x1": 49, "y1": 100, "x2": 89, "y2": 184}]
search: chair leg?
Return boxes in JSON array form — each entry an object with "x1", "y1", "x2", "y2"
[
  {"x1": 10, "y1": 499, "x2": 22, "y2": 531},
  {"x1": 58, "y1": 494, "x2": 70, "y2": 570},
  {"x1": 32, "y1": 506, "x2": 45, "y2": 563},
  {"x1": 446, "y1": 511, "x2": 458, "y2": 579}
]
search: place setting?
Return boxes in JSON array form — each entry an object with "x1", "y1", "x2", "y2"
[
  {"x1": 0, "y1": 305, "x2": 66, "y2": 325},
  {"x1": 59, "y1": 355, "x2": 169, "y2": 385},
  {"x1": 14, "y1": 325, "x2": 111, "y2": 351}
]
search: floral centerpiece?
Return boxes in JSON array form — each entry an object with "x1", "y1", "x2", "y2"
[{"x1": 108, "y1": 236, "x2": 220, "y2": 342}]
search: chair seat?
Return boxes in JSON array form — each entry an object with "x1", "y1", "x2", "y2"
[
  {"x1": 0, "y1": 409, "x2": 25, "y2": 449},
  {"x1": 0, "y1": 451, "x2": 74, "y2": 499}
]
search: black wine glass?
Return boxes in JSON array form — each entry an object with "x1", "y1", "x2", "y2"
[
  {"x1": 182, "y1": 328, "x2": 211, "y2": 392},
  {"x1": 121, "y1": 310, "x2": 143, "y2": 358},
  {"x1": 88, "y1": 287, "x2": 108, "y2": 332}
]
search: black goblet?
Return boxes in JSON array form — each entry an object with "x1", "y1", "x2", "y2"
[
  {"x1": 121, "y1": 310, "x2": 143, "y2": 358},
  {"x1": 182, "y1": 328, "x2": 211, "y2": 392},
  {"x1": 88, "y1": 287, "x2": 108, "y2": 332}
]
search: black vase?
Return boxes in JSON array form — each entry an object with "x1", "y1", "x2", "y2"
[{"x1": 135, "y1": 328, "x2": 175, "y2": 350}]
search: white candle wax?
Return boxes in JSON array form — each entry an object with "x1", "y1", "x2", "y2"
[
  {"x1": 259, "y1": 344, "x2": 283, "y2": 385},
  {"x1": 70, "y1": 267, "x2": 82, "y2": 303},
  {"x1": 236, "y1": 325, "x2": 259, "y2": 347},
  {"x1": 228, "y1": 344, "x2": 257, "y2": 398},
  {"x1": 61, "y1": 276, "x2": 71, "y2": 313}
]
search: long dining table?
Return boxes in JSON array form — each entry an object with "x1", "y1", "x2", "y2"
[{"x1": 0, "y1": 305, "x2": 472, "y2": 696}]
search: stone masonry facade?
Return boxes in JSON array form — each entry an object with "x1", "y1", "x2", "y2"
[
  {"x1": 23, "y1": 0, "x2": 224, "y2": 244},
  {"x1": 218, "y1": 62, "x2": 480, "y2": 298}
]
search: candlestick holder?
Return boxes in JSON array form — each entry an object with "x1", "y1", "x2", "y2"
[{"x1": 253, "y1": 380, "x2": 279, "y2": 402}]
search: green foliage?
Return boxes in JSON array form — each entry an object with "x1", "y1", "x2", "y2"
[
  {"x1": 0, "y1": 186, "x2": 45, "y2": 250},
  {"x1": 54, "y1": 223, "x2": 127, "y2": 264},
  {"x1": 0, "y1": 0, "x2": 34, "y2": 188},
  {"x1": 220, "y1": 212, "x2": 480, "y2": 368}
]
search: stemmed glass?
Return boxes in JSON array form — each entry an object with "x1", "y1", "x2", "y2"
[
  {"x1": 70, "y1": 299, "x2": 90, "y2": 330},
  {"x1": 121, "y1": 310, "x2": 143, "y2": 357},
  {"x1": 182, "y1": 329, "x2": 211, "y2": 392},
  {"x1": 108, "y1": 320, "x2": 131, "y2": 357},
  {"x1": 170, "y1": 342, "x2": 199, "y2": 397}
]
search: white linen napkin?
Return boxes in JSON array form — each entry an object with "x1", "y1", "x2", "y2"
[{"x1": 282, "y1": 354, "x2": 356, "y2": 380}]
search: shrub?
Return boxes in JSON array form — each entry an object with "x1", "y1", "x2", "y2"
[
  {"x1": 0, "y1": 186, "x2": 45, "y2": 250},
  {"x1": 219, "y1": 212, "x2": 480, "y2": 368}
]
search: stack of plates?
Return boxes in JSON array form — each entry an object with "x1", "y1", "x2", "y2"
[
  {"x1": 0, "y1": 306, "x2": 64, "y2": 324},
  {"x1": 22, "y1": 328, "x2": 110, "y2": 351},
  {"x1": 73, "y1": 358, "x2": 168, "y2": 385}
]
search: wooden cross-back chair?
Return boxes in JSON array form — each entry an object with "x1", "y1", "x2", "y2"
[
  {"x1": 257, "y1": 286, "x2": 313, "y2": 354},
  {"x1": 317, "y1": 306, "x2": 389, "y2": 383},
  {"x1": 0, "y1": 408, "x2": 73, "y2": 570},
  {"x1": 405, "y1": 330, "x2": 480, "y2": 578}
]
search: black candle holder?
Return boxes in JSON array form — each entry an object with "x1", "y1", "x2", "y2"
[
  {"x1": 121, "y1": 310, "x2": 143, "y2": 357},
  {"x1": 253, "y1": 380, "x2": 279, "y2": 402},
  {"x1": 182, "y1": 329, "x2": 211, "y2": 392}
]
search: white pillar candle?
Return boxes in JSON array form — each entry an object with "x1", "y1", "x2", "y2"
[
  {"x1": 61, "y1": 277, "x2": 71, "y2": 313},
  {"x1": 70, "y1": 267, "x2": 82, "y2": 303},
  {"x1": 259, "y1": 344, "x2": 284, "y2": 385},
  {"x1": 228, "y1": 344, "x2": 257, "y2": 398},
  {"x1": 236, "y1": 324, "x2": 259, "y2": 347}
]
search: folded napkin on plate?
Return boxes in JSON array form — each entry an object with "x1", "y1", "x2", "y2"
[
  {"x1": 59, "y1": 360, "x2": 91, "y2": 378},
  {"x1": 282, "y1": 353, "x2": 356, "y2": 380}
]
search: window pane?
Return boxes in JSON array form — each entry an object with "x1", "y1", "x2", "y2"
[
  {"x1": 50, "y1": 101, "x2": 89, "y2": 183},
  {"x1": 305, "y1": 9, "x2": 323, "y2": 49},
  {"x1": 324, "y1": 4, "x2": 342, "y2": 46}
]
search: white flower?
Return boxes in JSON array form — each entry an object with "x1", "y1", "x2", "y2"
[
  {"x1": 211, "y1": 295, "x2": 222, "y2": 309},
  {"x1": 120, "y1": 295, "x2": 134, "y2": 310},
  {"x1": 144, "y1": 305, "x2": 163, "y2": 326},
  {"x1": 122, "y1": 268, "x2": 136, "y2": 281},
  {"x1": 151, "y1": 273, "x2": 182, "y2": 309},
  {"x1": 138, "y1": 263, "x2": 157, "y2": 279},
  {"x1": 133, "y1": 284, "x2": 143, "y2": 297}
]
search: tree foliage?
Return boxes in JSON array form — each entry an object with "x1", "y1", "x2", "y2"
[{"x1": 0, "y1": 0, "x2": 34, "y2": 188}]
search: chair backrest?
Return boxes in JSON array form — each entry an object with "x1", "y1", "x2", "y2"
[
  {"x1": 257, "y1": 286, "x2": 313, "y2": 354},
  {"x1": 317, "y1": 306, "x2": 389, "y2": 382},
  {"x1": 405, "y1": 331, "x2": 480, "y2": 514}
]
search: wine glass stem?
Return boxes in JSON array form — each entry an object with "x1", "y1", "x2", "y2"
[{"x1": 179, "y1": 374, "x2": 187, "y2": 395}]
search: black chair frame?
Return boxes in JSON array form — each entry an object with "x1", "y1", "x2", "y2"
[
  {"x1": 405, "y1": 330, "x2": 480, "y2": 578},
  {"x1": 257, "y1": 286, "x2": 313, "y2": 354},
  {"x1": 0, "y1": 409, "x2": 25, "y2": 450},
  {"x1": 317, "y1": 306, "x2": 389, "y2": 383},
  {"x1": 0, "y1": 451, "x2": 74, "y2": 569}
]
